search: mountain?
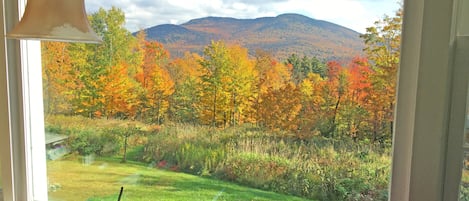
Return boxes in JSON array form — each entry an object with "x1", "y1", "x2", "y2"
[{"x1": 142, "y1": 13, "x2": 364, "y2": 62}]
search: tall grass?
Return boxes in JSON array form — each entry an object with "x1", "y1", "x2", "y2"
[{"x1": 143, "y1": 123, "x2": 391, "y2": 200}]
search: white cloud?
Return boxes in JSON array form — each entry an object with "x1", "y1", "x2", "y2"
[
  {"x1": 271, "y1": 0, "x2": 400, "y2": 32},
  {"x1": 84, "y1": 0, "x2": 400, "y2": 33}
]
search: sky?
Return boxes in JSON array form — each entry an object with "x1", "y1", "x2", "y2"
[{"x1": 85, "y1": 0, "x2": 401, "y2": 34}]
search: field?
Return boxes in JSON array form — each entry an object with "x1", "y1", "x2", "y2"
[
  {"x1": 47, "y1": 157, "x2": 310, "y2": 201},
  {"x1": 45, "y1": 115, "x2": 392, "y2": 201}
]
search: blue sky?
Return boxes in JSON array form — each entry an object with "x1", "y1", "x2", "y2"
[{"x1": 85, "y1": 0, "x2": 401, "y2": 33}]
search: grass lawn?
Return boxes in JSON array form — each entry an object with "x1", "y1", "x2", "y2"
[{"x1": 47, "y1": 157, "x2": 312, "y2": 201}]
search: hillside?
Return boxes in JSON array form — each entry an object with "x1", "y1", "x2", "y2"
[{"x1": 142, "y1": 13, "x2": 364, "y2": 62}]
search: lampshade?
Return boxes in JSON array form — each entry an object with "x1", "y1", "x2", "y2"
[{"x1": 6, "y1": 0, "x2": 102, "y2": 43}]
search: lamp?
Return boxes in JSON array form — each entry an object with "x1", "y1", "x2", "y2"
[{"x1": 6, "y1": 0, "x2": 102, "y2": 43}]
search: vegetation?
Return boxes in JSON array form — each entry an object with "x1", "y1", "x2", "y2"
[
  {"x1": 43, "y1": 7, "x2": 401, "y2": 143},
  {"x1": 46, "y1": 115, "x2": 390, "y2": 200},
  {"x1": 42, "y1": 6, "x2": 403, "y2": 201}
]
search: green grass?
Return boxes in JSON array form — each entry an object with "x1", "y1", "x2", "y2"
[{"x1": 47, "y1": 157, "x2": 312, "y2": 201}]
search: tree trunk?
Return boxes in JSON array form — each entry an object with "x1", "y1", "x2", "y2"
[
  {"x1": 122, "y1": 134, "x2": 128, "y2": 163},
  {"x1": 212, "y1": 89, "x2": 217, "y2": 128},
  {"x1": 330, "y1": 94, "x2": 341, "y2": 137}
]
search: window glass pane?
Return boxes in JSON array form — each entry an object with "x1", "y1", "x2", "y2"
[{"x1": 42, "y1": 2, "x2": 400, "y2": 200}]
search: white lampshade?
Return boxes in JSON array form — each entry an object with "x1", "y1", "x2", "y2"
[{"x1": 6, "y1": 0, "x2": 102, "y2": 43}]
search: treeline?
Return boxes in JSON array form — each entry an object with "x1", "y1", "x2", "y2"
[{"x1": 42, "y1": 7, "x2": 401, "y2": 143}]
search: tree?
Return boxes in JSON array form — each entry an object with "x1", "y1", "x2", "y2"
[
  {"x1": 199, "y1": 41, "x2": 257, "y2": 127},
  {"x1": 199, "y1": 41, "x2": 231, "y2": 127},
  {"x1": 259, "y1": 83, "x2": 302, "y2": 132},
  {"x1": 253, "y1": 50, "x2": 292, "y2": 126},
  {"x1": 168, "y1": 52, "x2": 204, "y2": 124},
  {"x1": 360, "y1": 9, "x2": 402, "y2": 142},
  {"x1": 135, "y1": 41, "x2": 173, "y2": 124},
  {"x1": 298, "y1": 72, "x2": 326, "y2": 138},
  {"x1": 340, "y1": 57, "x2": 372, "y2": 140},
  {"x1": 68, "y1": 7, "x2": 138, "y2": 118},
  {"x1": 320, "y1": 61, "x2": 348, "y2": 138},
  {"x1": 101, "y1": 63, "x2": 140, "y2": 119},
  {"x1": 286, "y1": 54, "x2": 327, "y2": 84},
  {"x1": 226, "y1": 44, "x2": 257, "y2": 126},
  {"x1": 42, "y1": 41, "x2": 74, "y2": 115}
]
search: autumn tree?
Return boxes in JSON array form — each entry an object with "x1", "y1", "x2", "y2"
[
  {"x1": 68, "y1": 7, "x2": 138, "y2": 118},
  {"x1": 168, "y1": 52, "x2": 204, "y2": 123},
  {"x1": 298, "y1": 72, "x2": 326, "y2": 138},
  {"x1": 67, "y1": 42, "x2": 107, "y2": 117},
  {"x1": 42, "y1": 41, "x2": 74, "y2": 115},
  {"x1": 321, "y1": 61, "x2": 348, "y2": 137},
  {"x1": 360, "y1": 9, "x2": 402, "y2": 142},
  {"x1": 339, "y1": 57, "x2": 372, "y2": 140},
  {"x1": 259, "y1": 83, "x2": 302, "y2": 131},
  {"x1": 101, "y1": 63, "x2": 140, "y2": 119},
  {"x1": 226, "y1": 45, "x2": 257, "y2": 125},
  {"x1": 199, "y1": 41, "x2": 257, "y2": 127},
  {"x1": 135, "y1": 41, "x2": 174, "y2": 124},
  {"x1": 253, "y1": 50, "x2": 292, "y2": 126}
]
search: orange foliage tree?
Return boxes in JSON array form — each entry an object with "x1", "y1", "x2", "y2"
[
  {"x1": 42, "y1": 41, "x2": 74, "y2": 115},
  {"x1": 135, "y1": 41, "x2": 174, "y2": 124},
  {"x1": 253, "y1": 50, "x2": 292, "y2": 127},
  {"x1": 101, "y1": 63, "x2": 140, "y2": 118}
]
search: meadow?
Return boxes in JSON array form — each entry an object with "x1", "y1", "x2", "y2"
[{"x1": 46, "y1": 115, "x2": 391, "y2": 201}]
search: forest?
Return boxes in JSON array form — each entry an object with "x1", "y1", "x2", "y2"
[
  {"x1": 43, "y1": 6, "x2": 402, "y2": 201},
  {"x1": 43, "y1": 7, "x2": 401, "y2": 142}
]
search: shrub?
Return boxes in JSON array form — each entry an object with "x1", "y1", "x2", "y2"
[
  {"x1": 45, "y1": 115, "x2": 146, "y2": 157},
  {"x1": 67, "y1": 129, "x2": 120, "y2": 156}
]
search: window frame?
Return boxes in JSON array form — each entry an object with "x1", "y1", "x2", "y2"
[
  {"x1": 1, "y1": 0, "x2": 469, "y2": 201},
  {"x1": 0, "y1": 0, "x2": 47, "y2": 200},
  {"x1": 389, "y1": 1, "x2": 469, "y2": 201}
]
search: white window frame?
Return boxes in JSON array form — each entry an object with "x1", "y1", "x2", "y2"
[
  {"x1": 443, "y1": 1, "x2": 469, "y2": 200},
  {"x1": 1, "y1": 0, "x2": 469, "y2": 201},
  {"x1": 1, "y1": 0, "x2": 47, "y2": 200},
  {"x1": 390, "y1": 0, "x2": 469, "y2": 201}
]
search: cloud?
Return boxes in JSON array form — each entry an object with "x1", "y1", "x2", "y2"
[{"x1": 84, "y1": 0, "x2": 400, "y2": 33}]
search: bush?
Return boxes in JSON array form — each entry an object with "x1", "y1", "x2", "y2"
[
  {"x1": 67, "y1": 129, "x2": 120, "y2": 156},
  {"x1": 45, "y1": 115, "x2": 148, "y2": 157}
]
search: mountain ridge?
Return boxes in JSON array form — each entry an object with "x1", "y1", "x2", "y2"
[{"x1": 142, "y1": 13, "x2": 364, "y2": 62}]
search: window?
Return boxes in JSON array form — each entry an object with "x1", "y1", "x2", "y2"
[
  {"x1": 2, "y1": 0, "x2": 469, "y2": 201},
  {"x1": 42, "y1": 3, "x2": 400, "y2": 201}
]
